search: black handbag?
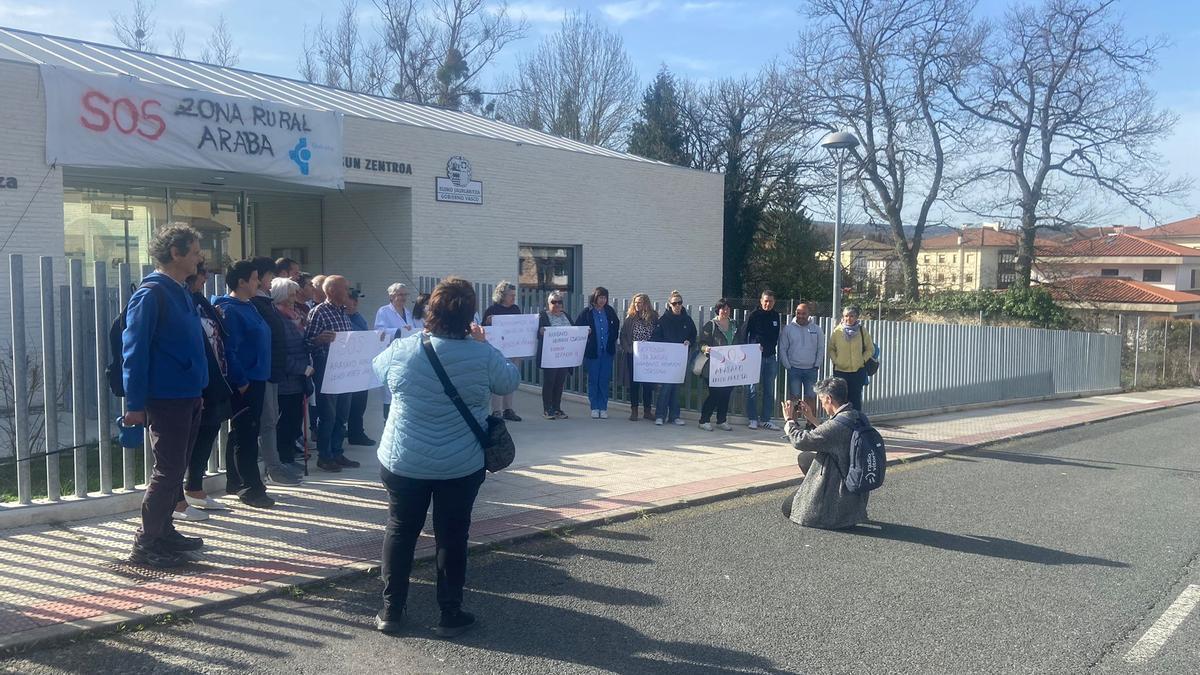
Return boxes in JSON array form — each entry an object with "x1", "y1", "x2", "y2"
[
  {"x1": 421, "y1": 334, "x2": 516, "y2": 472},
  {"x1": 861, "y1": 330, "x2": 880, "y2": 377}
]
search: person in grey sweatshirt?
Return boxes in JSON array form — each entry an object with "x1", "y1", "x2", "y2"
[{"x1": 778, "y1": 301, "x2": 825, "y2": 417}]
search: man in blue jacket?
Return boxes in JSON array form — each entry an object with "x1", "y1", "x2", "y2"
[
  {"x1": 215, "y1": 261, "x2": 275, "y2": 508},
  {"x1": 123, "y1": 225, "x2": 208, "y2": 568}
]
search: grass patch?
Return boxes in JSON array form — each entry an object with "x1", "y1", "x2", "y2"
[{"x1": 0, "y1": 442, "x2": 148, "y2": 502}]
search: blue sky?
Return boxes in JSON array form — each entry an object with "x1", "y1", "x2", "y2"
[{"x1": 1, "y1": 0, "x2": 1196, "y2": 225}]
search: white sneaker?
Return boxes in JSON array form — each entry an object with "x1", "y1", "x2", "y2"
[
  {"x1": 761, "y1": 421, "x2": 781, "y2": 431},
  {"x1": 599, "y1": 410, "x2": 609, "y2": 419},
  {"x1": 185, "y1": 495, "x2": 231, "y2": 511},
  {"x1": 172, "y1": 505, "x2": 210, "y2": 522},
  {"x1": 672, "y1": 418, "x2": 687, "y2": 426},
  {"x1": 748, "y1": 420, "x2": 759, "y2": 430},
  {"x1": 699, "y1": 422, "x2": 713, "y2": 431},
  {"x1": 718, "y1": 422, "x2": 733, "y2": 431},
  {"x1": 591, "y1": 410, "x2": 600, "y2": 419},
  {"x1": 655, "y1": 418, "x2": 664, "y2": 426}
]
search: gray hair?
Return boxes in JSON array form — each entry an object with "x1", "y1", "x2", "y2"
[
  {"x1": 842, "y1": 306, "x2": 861, "y2": 318},
  {"x1": 387, "y1": 283, "x2": 409, "y2": 297},
  {"x1": 546, "y1": 291, "x2": 563, "y2": 306},
  {"x1": 149, "y1": 224, "x2": 200, "y2": 266},
  {"x1": 270, "y1": 277, "x2": 299, "y2": 304},
  {"x1": 492, "y1": 281, "x2": 517, "y2": 303},
  {"x1": 815, "y1": 377, "x2": 849, "y2": 405}
]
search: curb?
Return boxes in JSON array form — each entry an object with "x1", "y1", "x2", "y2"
[{"x1": 1, "y1": 394, "x2": 1197, "y2": 656}]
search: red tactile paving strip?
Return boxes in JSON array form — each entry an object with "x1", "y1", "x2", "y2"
[{"x1": 4, "y1": 392, "x2": 1198, "y2": 644}]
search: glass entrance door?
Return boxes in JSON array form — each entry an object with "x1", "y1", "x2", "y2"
[{"x1": 167, "y1": 189, "x2": 245, "y2": 271}]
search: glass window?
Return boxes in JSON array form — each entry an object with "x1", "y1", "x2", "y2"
[
  {"x1": 1142, "y1": 269, "x2": 1162, "y2": 283},
  {"x1": 966, "y1": 253, "x2": 975, "y2": 263},
  {"x1": 519, "y1": 245, "x2": 578, "y2": 293},
  {"x1": 965, "y1": 273, "x2": 974, "y2": 284},
  {"x1": 64, "y1": 184, "x2": 168, "y2": 285},
  {"x1": 937, "y1": 254, "x2": 946, "y2": 263},
  {"x1": 1100, "y1": 268, "x2": 1119, "y2": 277},
  {"x1": 168, "y1": 189, "x2": 244, "y2": 271}
]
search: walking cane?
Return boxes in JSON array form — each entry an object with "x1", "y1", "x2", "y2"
[{"x1": 302, "y1": 394, "x2": 310, "y2": 477}]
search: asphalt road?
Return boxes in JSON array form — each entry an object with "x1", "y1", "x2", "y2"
[{"x1": 3, "y1": 405, "x2": 1198, "y2": 674}]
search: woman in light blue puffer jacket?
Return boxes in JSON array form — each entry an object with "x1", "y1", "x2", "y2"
[{"x1": 371, "y1": 277, "x2": 519, "y2": 639}]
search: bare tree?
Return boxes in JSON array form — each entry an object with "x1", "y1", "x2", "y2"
[
  {"x1": 496, "y1": 11, "x2": 638, "y2": 148},
  {"x1": 169, "y1": 27, "x2": 187, "y2": 59},
  {"x1": 791, "y1": 0, "x2": 982, "y2": 301},
  {"x1": 949, "y1": 0, "x2": 1190, "y2": 288},
  {"x1": 300, "y1": 1, "x2": 389, "y2": 95},
  {"x1": 199, "y1": 15, "x2": 240, "y2": 67},
  {"x1": 111, "y1": 0, "x2": 156, "y2": 52}
]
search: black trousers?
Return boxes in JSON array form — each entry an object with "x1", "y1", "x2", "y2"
[
  {"x1": 139, "y1": 398, "x2": 202, "y2": 545},
  {"x1": 348, "y1": 389, "x2": 369, "y2": 437},
  {"x1": 185, "y1": 422, "x2": 222, "y2": 492},
  {"x1": 834, "y1": 368, "x2": 867, "y2": 411},
  {"x1": 276, "y1": 392, "x2": 305, "y2": 465},
  {"x1": 625, "y1": 353, "x2": 655, "y2": 410},
  {"x1": 541, "y1": 368, "x2": 569, "y2": 413},
  {"x1": 226, "y1": 380, "x2": 267, "y2": 495},
  {"x1": 700, "y1": 386, "x2": 734, "y2": 424},
  {"x1": 380, "y1": 466, "x2": 486, "y2": 618}
]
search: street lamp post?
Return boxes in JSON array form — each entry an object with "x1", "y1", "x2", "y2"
[{"x1": 820, "y1": 131, "x2": 859, "y2": 325}]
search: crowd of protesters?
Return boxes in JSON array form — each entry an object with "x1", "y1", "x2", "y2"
[{"x1": 120, "y1": 224, "x2": 878, "y2": 630}]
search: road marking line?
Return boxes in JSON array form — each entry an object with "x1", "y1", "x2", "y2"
[{"x1": 1124, "y1": 584, "x2": 1200, "y2": 663}]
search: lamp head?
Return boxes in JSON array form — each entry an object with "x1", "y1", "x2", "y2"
[{"x1": 820, "y1": 131, "x2": 860, "y2": 150}]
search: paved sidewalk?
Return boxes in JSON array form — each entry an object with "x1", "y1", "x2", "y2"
[{"x1": 0, "y1": 387, "x2": 1197, "y2": 652}]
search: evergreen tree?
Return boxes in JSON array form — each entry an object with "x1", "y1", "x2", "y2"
[{"x1": 627, "y1": 66, "x2": 690, "y2": 165}]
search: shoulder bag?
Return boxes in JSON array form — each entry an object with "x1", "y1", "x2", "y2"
[
  {"x1": 421, "y1": 334, "x2": 516, "y2": 472},
  {"x1": 861, "y1": 330, "x2": 880, "y2": 377},
  {"x1": 692, "y1": 320, "x2": 714, "y2": 376}
]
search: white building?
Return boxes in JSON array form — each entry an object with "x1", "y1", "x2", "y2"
[{"x1": 0, "y1": 27, "x2": 723, "y2": 330}]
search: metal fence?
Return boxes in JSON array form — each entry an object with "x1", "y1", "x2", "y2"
[{"x1": 1117, "y1": 316, "x2": 1199, "y2": 390}]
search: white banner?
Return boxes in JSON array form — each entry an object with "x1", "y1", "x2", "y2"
[
  {"x1": 486, "y1": 314, "x2": 539, "y2": 358},
  {"x1": 321, "y1": 330, "x2": 391, "y2": 394},
  {"x1": 540, "y1": 326, "x2": 589, "y2": 368},
  {"x1": 707, "y1": 345, "x2": 762, "y2": 387},
  {"x1": 633, "y1": 341, "x2": 689, "y2": 384},
  {"x1": 40, "y1": 66, "x2": 344, "y2": 189}
]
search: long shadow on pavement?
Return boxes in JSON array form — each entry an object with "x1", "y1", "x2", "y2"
[{"x1": 845, "y1": 522, "x2": 1129, "y2": 567}]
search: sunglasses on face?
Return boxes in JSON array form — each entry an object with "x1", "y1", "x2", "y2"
[
  {"x1": 550, "y1": 300, "x2": 563, "y2": 305},
  {"x1": 670, "y1": 301, "x2": 683, "y2": 306}
]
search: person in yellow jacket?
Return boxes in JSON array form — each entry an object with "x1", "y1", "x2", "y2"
[{"x1": 826, "y1": 306, "x2": 874, "y2": 411}]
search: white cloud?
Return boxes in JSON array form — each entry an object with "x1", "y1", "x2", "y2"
[
  {"x1": 0, "y1": 3, "x2": 53, "y2": 22},
  {"x1": 505, "y1": 2, "x2": 566, "y2": 24},
  {"x1": 681, "y1": 1, "x2": 733, "y2": 12},
  {"x1": 600, "y1": 1, "x2": 661, "y2": 24}
]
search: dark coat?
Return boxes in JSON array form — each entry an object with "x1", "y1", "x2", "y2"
[
  {"x1": 574, "y1": 305, "x2": 620, "y2": 359},
  {"x1": 250, "y1": 294, "x2": 288, "y2": 384},
  {"x1": 697, "y1": 318, "x2": 741, "y2": 380},
  {"x1": 194, "y1": 292, "x2": 234, "y2": 427},
  {"x1": 652, "y1": 309, "x2": 697, "y2": 346},
  {"x1": 783, "y1": 406, "x2": 870, "y2": 529}
]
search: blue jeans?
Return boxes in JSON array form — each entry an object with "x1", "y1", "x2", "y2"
[
  {"x1": 746, "y1": 355, "x2": 778, "y2": 423},
  {"x1": 316, "y1": 392, "x2": 351, "y2": 461},
  {"x1": 656, "y1": 383, "x2": 681, "y2": 422},
  {"x1": 787, "y1": 367, "x2": 820, "y2": 400},
  {"x1": 585, "y1": 353, "x2": 614, "y2": 411}
]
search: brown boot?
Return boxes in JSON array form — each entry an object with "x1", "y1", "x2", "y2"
[
  {"x1": 629, "y1": 408, "x2": 639, "y2": 421},
  {"x1": 644, "y1": 406, "x2": 655, "y2": 421}
]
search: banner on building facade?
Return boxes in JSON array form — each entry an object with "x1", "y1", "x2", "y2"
[
  {"x1": 321, "y1": 330, "x2": 391, "y2": 394},
  {"x1": 40, "y1": 66, "x2": 345, "y2": 189},
  {"x1": 485, "y1": 314, "x2": 539, "y2": 358},
  {"x1": 707, "y1": 345, "x2": 762, "y2": 387},
  {"x1": 540, "y1": 326, "x2": 589, "y2": 368},
  {"x1": 633, "y1": 341, "x2": 688, "y2": 384}
]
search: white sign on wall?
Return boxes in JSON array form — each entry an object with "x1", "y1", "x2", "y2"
[
  {"x1": 40, "y1": 66, "x2": 345, "y2": 189},
  {"x1": 435, "y1": 155, "x2": 483, "y2": 204},
  {"x1": 486, "y1": 314, "x2": 539, "y2": 358},
  {"x1": 541, "y1": 326, "x2": 589, "y2": 368},
  {"x1": 707, "y1": 345, "x2": 763, "y2": 387},
  {"x1": 633, "y1": 341, "x2": 689, "y2": 384},
  {"x1": 321, "y1": 330, "x2": 391, "y2": 394}
]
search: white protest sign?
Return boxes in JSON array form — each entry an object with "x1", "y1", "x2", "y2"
[
  {"x1": 486, "y1": 314, "x2": 539, "y2": 358},
  {"x1": 707, "y1": 345, "x2": 763, "y2": 387},
  {"x1": 321, "y1": 330, "x2": 391, "y2": 394},
  {"x1": 541, "y1": 326, "x2": 589, "y2": 368},
  {"x1": 633, "y1": 341, "x2": 689, "y2": 384},
  {"x1": 40, "y1": 66, "x2": 344, "y2": 189}
]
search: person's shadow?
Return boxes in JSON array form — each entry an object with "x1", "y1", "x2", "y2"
[{"x1": 845, "y1": 522, "x2": 1128, "y2": 567}]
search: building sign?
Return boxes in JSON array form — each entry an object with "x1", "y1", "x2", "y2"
[
  {"x1": 0, "y1": 176, "x2": 16, "y2": 189},
  {"x1": 40, "y1": 66, "x2": 344, "y2": 189},
  {"x1": 344, "y1": 156, "x2": 412, "y2": 174},
  {"x1": 435, "y1": 155, "x2": 483, "y2": 204}
]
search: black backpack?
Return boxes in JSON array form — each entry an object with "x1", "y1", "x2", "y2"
[
  {"x1": 832, "y1": 413, "x2": 887, "y2": 494},
  {"x1": 106, "y1": 282, "x2": 167, "y2": 397}
]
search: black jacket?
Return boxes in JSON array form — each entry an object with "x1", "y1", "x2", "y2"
[
  {"x1": 194, "y1": 292, "x2": 234, "y2": 426},
  {"x1": 652, "y1": 309, "x2": 697, "y2": 346},
  {"x1": 250, "y1": 294, "x2": 288, "y2": 384},
  {"x1": 574, "y1": 305, "x2": 620, "y2": 359},
  {"x1": 739, "y1": 308, "x2": 781, "y2": 356}
]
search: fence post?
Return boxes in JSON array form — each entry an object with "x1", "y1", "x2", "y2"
[
  {"x1": 39, "y1": 257, "x2": 62, "y2": 502},
  {"x1": 118, "y1": 263, "x2": 135, "y2": 490},
  {"x1": 1132, "y1": 315, "x2": 1141, "y2": 389},
  {"x1": 69, "y1": 258, "x2": 88, "y2": 498},
  {"x1": 94, "y1": 263, "x2": 112, "y2": 494},
  {"x1": 1162, "y1": 319, "x2": 1169, "y2": 384},
  {"x1": 9, "y1": 255, "x2": 32, "y2": 505},
  {"x1": 1189, "y1": 321, "x2": 1194, "y2": 384}
]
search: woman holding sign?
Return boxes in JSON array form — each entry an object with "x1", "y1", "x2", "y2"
[
  {"x1": 574, "y1": 287, "x2": 621, "y2": 419},
  {"x1": 482, "y1": 281, "x2": 523, "y2": 422},
  {"x1": 697, "y1": 299, "x2": 742, "y2": 431},
  {"x1": 618, "y1": 293, "x2": 658, "y2": 421},
  {"x1": 651, "y1": 290, "x2": 697, "y2": 426},
  {"x1": 537, "y1": 292, "x2": 575, "y2": 420}
]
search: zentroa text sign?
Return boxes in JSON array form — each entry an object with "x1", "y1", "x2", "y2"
[
  {"x1": 40, "y1": 65, "x2": 345, "y2": 189},
  {"x1": 707, "y1": 345, "x2": 762, "y2": 387},
  {"x1": 321, "y1": 330, "x2": 391, "y2": 394},
  {"x1": 633, "y1": 341, "x2": 688, "y2": 384}
]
